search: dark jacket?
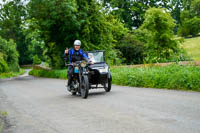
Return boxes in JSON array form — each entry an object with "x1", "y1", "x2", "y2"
[{"x1": 64, "y1": 48, "x2": 88, "y2": 63}]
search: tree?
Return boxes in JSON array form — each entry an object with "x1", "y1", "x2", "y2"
[
  {"x1": 0, "y1": 36, "x2": 19, "y2": 72},
  {"x1": 0, "y1": 0, "x2": 29, "y2": 64},
  {"x1": 27, "y1": 0, "x2": 127, "y2": 67},
  {"x1": 22, "y1": 18, "x2": 48, "y2": 64},
  {"x1": 178, "y1": 0, "x2": 200, "y2": 37},
  {"x1": 117, "y1": 33, "x2": 144, "y2": 64},
  {"x1": 140, "y1": 8, "x2": 179, "y2": 63},
  {"x1": 102, "y1": 0, "x2": 171, "y2": 29}
]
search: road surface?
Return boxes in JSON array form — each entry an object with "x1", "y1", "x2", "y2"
[{"x1": 0, "y1": 75, "x2": 200, "y2": 133}]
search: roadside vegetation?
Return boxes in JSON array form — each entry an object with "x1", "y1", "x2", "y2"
[
  {"x1": 111, "y1": 65, "x2": 200, "y2": 91},
  {"x1": 0, "y1": 69, "x2": 25, "y2": 79},
  {"x1": 29, "y1": 64, "x2": 200, "y2": 91},
  {"x1": 1, "y1": 0, "x2": 199, "y2": 69},
  {"x1": 29, "y1": 69, "x2": 67, "y2": 79},
  {"x1": 1, "y1": 0, "x2": 200, "y2": 90}
]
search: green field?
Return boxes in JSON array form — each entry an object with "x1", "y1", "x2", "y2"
[{"x1": 183, "y1": 36, "x2": 200, "y2": 61}]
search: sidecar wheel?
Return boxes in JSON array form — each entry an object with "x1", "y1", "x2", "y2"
[{"x1": 81, "y1": 75, "x2": 89, "y2": 99}]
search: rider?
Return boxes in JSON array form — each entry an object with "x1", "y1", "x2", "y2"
[{"x1": 64, "y1": 40, "x2": 88, "y2": 91}]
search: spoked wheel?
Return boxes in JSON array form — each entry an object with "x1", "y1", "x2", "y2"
[
  {"x1": 104, "y1": 78, "x2": 112, "y2": 92},
  {"x1": 81, "y1": 75, "x2": 89, "y2": 99}
]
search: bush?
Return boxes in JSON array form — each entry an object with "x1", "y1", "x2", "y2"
[
  {"x1": 0, "y1": 36, "x2": 19, "y2": 72},
  {"x1": 117, "y1": 33, "x2": 145, "y2": 64},
  {"x1": 178, "y1": 0, "x2": 200, "y2": 37},
  {"x1": 178, "y1": 17, "x2": 200, "y2": 37},
  {"x1": 33, "y1": 55, "x2": 42, "y2": 65},
  {"x1": 0, "y1": 53, "x2": 8, "y2": 73}
]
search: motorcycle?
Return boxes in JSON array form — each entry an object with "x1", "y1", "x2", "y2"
[
  {"x1": 67, "y1": 60, "x2": 89, "y2": 99},
  {"x1": 66, "y1": 50, "x2": 112, "y2": 99}
]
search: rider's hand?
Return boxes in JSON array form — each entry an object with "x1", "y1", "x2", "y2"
[
  {"x1": 89, "y1": 61, "x2": 94, "y2": 65},
  {"x1": 65, "y1": 48, "x2": 68, "y2": 54}
]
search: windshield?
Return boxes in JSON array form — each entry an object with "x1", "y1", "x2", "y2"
[{"x1": 88, "y1": 51, "x2": 104, "y2": 63}]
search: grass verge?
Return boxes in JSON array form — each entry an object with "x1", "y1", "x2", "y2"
[
  {"x1": 111, "y1": 65, "x2": 200, "y2": 91},
  {"x1": 29, "y1": 69, "x2": 67, "y2": 79},
  {"x1": 29, "y1": 65, "x2": 200, "y2": 91},
  {"x1": 0, "y1": 69, "x2": 25, "y2": 79}
]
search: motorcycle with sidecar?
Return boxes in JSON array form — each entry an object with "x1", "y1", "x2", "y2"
[{"x1": 66, "y1": 50, "x2": 112, "y2": 99}]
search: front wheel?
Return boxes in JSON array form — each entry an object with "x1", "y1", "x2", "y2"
[
  {"x1": 81, "y1": 75, "x2": 89, "y2": 99},
  {"x1": 71, "y1": 91, "x2": 76, "y2": 95},
  {"x1": 104, "y1": 79, "x2": 112, "y2": 92}
]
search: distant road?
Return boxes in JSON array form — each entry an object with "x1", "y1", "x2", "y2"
[{"x1": 0, "y1": 76, "x2": 200, "y2": 133}]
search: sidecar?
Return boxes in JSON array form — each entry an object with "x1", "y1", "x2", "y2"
[{"x1": 86, "y1": 50, "x2": 112, "y2": 92}]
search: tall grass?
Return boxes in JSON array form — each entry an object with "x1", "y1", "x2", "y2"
[
  {"x1": 29, "y1": 69, "x2": 67, "y2": 79},
  {"x1": 111, "y1": 65, "x2": 200, "y2": 91}
]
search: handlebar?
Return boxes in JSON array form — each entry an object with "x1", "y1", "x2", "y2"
[{"x1": 65, "y1": 61, "x2": 94, "y2": 67}]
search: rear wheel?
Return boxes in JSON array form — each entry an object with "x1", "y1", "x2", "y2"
[{"x1": 81, "y1": 75, "x2": 89, "y2": 99}]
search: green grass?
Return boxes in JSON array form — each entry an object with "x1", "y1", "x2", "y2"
[
  {"x1": 29, "y1": 69, "x2": 67, "y2": 79},
  {"x1": 29, "y1": 65, "x2": 200, "y2": 91},
  {"x1": 182, "y1": 36, "x2": 200, "y2": 61},
  {"x1": 0, "y1": 69, "x2": 25, "y2": 79},
  {"x1": 111, "y1": 65, "x2": 200, "y2": 91}
]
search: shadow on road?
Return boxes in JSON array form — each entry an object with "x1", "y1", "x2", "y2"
[{"x1": 63, "y1": 90, "x2": 113, "y2": 99}]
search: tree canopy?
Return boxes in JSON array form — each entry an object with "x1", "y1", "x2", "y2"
[{"x1": 0, "y1": 0, "x2": 196, "y2": 69}]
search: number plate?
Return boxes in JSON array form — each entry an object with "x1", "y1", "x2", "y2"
[{"x1": 74, "y1": 67, "x2": 79, "y2": 73}]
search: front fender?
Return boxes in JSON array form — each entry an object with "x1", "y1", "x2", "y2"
[{"x1": 108, "y1": 71, "x2": 112, "y2": 81}]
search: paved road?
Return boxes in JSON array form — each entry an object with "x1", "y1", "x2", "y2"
[{"x1": 0, "y1": 75, "x2": 200, "y2": 133}]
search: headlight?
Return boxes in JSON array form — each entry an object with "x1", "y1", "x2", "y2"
[
  {"x1": 80, "y1": 61, "x2": 87, "y2": 67},
  {"x1": 99, "y1": 68, "x2": 108, "y2": 73}
]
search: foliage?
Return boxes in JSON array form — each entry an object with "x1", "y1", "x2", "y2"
[
  {"x1": 0, "y1": 53, "x2": 9, "y2": 73},
  {"x1": 0, "y1": 36, "x2": 19, "y2": 72},
  {"x1": 0, "y1": 69, "x2": 25, "y2": 79},
  {"x1": 178, "y1": 17, "x2": 200, "y2": 37},
  {"x1": 116, "y1": 33, "x2": 144, "y2": 64},
  {"x1": 178, "y1": 0, "x2": 200, "y2": 37},
  {"x1": 140, "y1": 8, "x2": 180, "y2": 63},
  {"x1": 22, "y1": 18, "x2": 48, "y2": 64},
  {"x1": 33, "y1": 55, "x2": 42, "y2": 65},
  {"x1": 0, "y1": 0, "x2": 29, "y2": 64},
  {"x1": 29, "y1": 65, "x2": 200, "y2": 91},
  {"x1": 29, "y1": 69, "x2": 67, "y2": 79},
  {"x1": 111, "y1": 65, "x2": 200, "y2": 91},
  {"x1": 27, "y1": 0, "x2": 128, "y2": 68},
  {"x1": 103, "y1": 0, "x2": 171, "y2": 29}
]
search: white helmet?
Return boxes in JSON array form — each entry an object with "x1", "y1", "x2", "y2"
[{"x1": 74, "y1": 40, "x2": 81, "y2": 46}]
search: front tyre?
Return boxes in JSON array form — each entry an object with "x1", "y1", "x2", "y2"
[
  {"x1": 71, "y1": 91, "x2": 76, "y2": 95},
  {"x1": 104, "y1": 79, "x2": 112, "y2": 92},
  {"x1": 81, "y1": 75, "x2": 89, "y2": 99}
]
